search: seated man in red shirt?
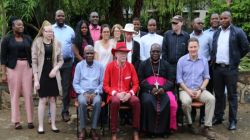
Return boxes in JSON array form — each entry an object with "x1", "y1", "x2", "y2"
[{"x1": 103, "y1": 42, "x2": 140, "y2": 140}]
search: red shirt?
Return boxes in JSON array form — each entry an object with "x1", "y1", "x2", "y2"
[{"x1": 103, "y1": 61, "x2": 139, "y2": 102}]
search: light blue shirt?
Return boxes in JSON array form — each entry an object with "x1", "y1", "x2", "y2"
[
  {"x1": 177, "y1": 54, "x2": 210, "y2": 90},
  {"x1": 73, "y1": 60, "x2": 104, "y2": 95},
  {"x1": 190, "y1": 31, "x2": 212, "y2": 60},
  {"x1": 203, "y1": 27, "x2": 218, "y2": 39},
  {"x1": 52, "y1": 24, "x2": 75, "y2": 59}
]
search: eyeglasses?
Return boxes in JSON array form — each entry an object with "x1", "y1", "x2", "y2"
[{"x1": 197, "y1": 22, "x2": 204, "y2": 25}]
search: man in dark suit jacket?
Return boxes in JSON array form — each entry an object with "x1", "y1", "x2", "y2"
[
  {"x1": 132, "y1": 17, "x2": 147, "y2": 42},
  {"x1": 122, "y1": 23, "x2": 141, "y2": 73},
  {"x1": 211, "y1": 11, "x2": 250, "y2": 130}
]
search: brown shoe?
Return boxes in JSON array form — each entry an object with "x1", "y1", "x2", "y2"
[
  {"x1": 111, "y1": 133, "x2": 117, "y2": 140},
  {"x1": 199, "y1": 127, "x2": 216, "y2": 140},
  {"x1": 90, "y1": 129, "x2": 100, "y2": 140},
  {"x1": 78, "y1": 129, "x2": 86, "y2": 140},
  {"x1": 133, "y1": 131, "x2": 139, "y2": 140}
]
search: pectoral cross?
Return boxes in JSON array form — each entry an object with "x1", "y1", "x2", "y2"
[{"x1": 154, "y1": 81, "x2": 159, "y2": 89}]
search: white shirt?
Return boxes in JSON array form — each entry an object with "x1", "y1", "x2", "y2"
[
  {"x1": 140, "y1": 33, "x2": 163, "y2": 61},
  {"x1": 133, "y1": 31, "x2": 141, "y2": 43},
  {"x1": 94, "y1": 40, "x2": 115, "y2": 68},
  {"x1": 216, "y1": 27, "x2": 230, "y2": 64},
  {"x1": 126, "y1": 41, "x2": 133, "y2": 63}
]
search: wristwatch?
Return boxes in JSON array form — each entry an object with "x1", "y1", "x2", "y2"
[{"x1": 199, "y1": 87, "x2": 206, "y2": 92}]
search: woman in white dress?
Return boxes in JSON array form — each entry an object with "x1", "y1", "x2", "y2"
[{"x1": 94, "y1": 24, "x2": 115, "y2": 68}]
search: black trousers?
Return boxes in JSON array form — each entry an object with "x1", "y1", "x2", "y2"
[
  {"x1": 60, "y1": 60, "x2": 73, "y2": 115},
  {"x1": 213, "y1": 65, "x2": 238, "y2": 123}
]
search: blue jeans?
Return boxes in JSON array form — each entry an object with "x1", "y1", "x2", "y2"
[{"x1": 78, "y1": 94, "x2": 101, "y2": 129}]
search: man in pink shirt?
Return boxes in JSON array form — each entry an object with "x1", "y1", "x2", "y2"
[{"x1": 89, "y1": 12, "x2": 101, "y2": 42}]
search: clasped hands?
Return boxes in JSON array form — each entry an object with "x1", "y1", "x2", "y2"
[
  {"x1": 84, "y1": 92, "x2": 96, "y2": 105},
  {"x1": 151, "y1": 87, "x2": 165, "y2": 95},
  {"x1": 116, "y1": 92, "x2": 131, "y2": 102},
  {"x1": 187, "y1": 89, "x2": 201, "y2": 99}
]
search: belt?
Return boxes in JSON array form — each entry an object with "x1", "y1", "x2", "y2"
[
  {"x1": 216, "y1": 63, "x2": 229, "y2": 68},
  {"x1": 17, "y1": 58, "x2": 28, "y2": 61}
]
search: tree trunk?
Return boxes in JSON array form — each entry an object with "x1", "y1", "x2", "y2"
[
  {"x1": 0, "y1": 0, "x2": 7, "y2": 36},
  {"x1": 133, "y1": 0, "x2": 143, "y2": 18},
  {"x1": 109, "y1": 0, "x2": 124, "y2": 24}
]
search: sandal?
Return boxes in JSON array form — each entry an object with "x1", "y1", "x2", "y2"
[{"x1": 15, "y1": 122, "x2": 22, "y2": 130}]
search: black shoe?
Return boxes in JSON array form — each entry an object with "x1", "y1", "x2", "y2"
[
  {"x1": 37, "y1": 130, "x2": 45, "y2": 134},
  {"x1": 14, "y1": 122, "x2": 22, "y2": 130},
  {"x1": 51, "y1": 129, "x2": 60, "y2": 133},
  {"x1": 212, "y1": 118, "x2": 223, "y2": 125},
  {"x1": 62, "y1": 113, "x2": 70, "y2": 122},
  {"x1": 228, "y1": 121, "x2": 236, "y2": 130},
  {"x1": 28, "y1": 123, "x2": 35, "y2": 129}
]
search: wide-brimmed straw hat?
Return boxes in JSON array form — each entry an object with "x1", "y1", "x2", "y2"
[{"x1": 121, "y1": 23, "x2": 136, "y2": 33}]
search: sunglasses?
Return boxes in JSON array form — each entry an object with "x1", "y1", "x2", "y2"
[{"x1": 171, "y1": 22, "x2": 179, "y2": 25}]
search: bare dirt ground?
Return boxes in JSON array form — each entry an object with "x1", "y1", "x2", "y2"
[{"x1": 0, "y1": 101, "x2": 250, "y2": 140}]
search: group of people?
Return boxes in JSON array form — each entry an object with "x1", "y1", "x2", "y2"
[{"x1": 1, "y1": 9, "x2": 249, "y2": 140}]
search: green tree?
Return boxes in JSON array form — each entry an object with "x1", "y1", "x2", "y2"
[
  {"x1": 206, "y1": 0, "x2": 250, "y2": 37},
  {"x1": 206, "y1": 0, "x2": 250, "y2": 71}
]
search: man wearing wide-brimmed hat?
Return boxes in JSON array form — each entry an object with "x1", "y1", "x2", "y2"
[
  {"x1": 122, "y1": 23, "x2": 141, "y2": 72},
  {"x1": 103, "y1": 42, "x2": 140, "y2": 140}
]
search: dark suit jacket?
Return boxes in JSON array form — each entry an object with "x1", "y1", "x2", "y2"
[
  {"x1": 211, "y1": 25, "x2": 250, "y2": 69},
  {"x1": 140, "y1": 31, "x2": 147, "y2": 37},
  {"x1": 127, "y1": 40, "x2": 140, "y2": 73},
  {"x1": 1, "y1": 34, "x2": 32, "y2": 69}
]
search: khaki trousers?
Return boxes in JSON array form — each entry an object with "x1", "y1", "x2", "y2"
[{"x1": 179, "y1": 90, "x2": 215, "y2": 126}]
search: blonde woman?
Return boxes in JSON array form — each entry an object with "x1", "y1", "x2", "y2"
[
  {"x1": 111, "y1": 24, "x2": 124, "y2": 42},
  {"x1": 32, "y1": 20, "x2": 63, "y2": 134}
]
